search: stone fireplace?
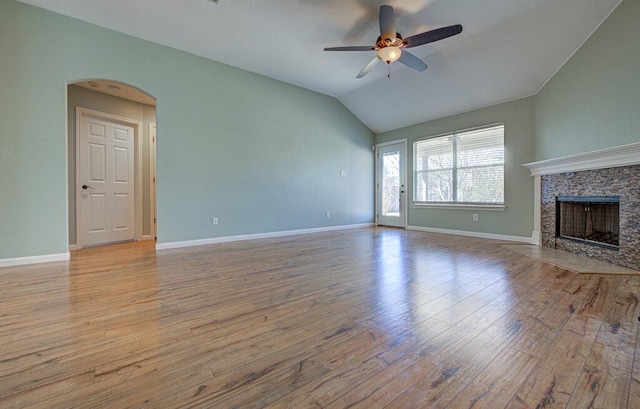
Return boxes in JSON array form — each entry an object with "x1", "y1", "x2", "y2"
[{"x1": 523, "y1": 143, "x2": 640, "y2": 271}]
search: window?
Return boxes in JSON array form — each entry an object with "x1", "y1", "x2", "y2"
[{"x1": 413, "y1": 124, "x2": 504, "y2": 206}]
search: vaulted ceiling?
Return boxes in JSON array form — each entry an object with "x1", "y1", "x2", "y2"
[{"x1": 18, "y1": 0, "x2": 621, "y2": 133}]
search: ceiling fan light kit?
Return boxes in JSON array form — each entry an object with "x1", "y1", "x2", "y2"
[
  {"x1": 324, "y1": 5, "x2": 462, "y2": 78},
  {"x1": 377, "y1": 46, "x2": 401, "y2": 64}
]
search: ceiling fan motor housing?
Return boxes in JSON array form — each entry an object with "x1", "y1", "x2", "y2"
[{"x1": 376, "y1": 33, "x2": 404, "y2": 50}]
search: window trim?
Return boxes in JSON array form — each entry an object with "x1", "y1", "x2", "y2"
[
  {"x1": 413, "y1": 123, "x2": 505, "y2": 208},
  {"x1": 412, "y1": 203, "x2": 506, "y2": 211}
]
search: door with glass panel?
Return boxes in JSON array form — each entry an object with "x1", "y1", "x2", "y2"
[{"x1": 376, "y1": 141, "x2": 406, "y2": 228}]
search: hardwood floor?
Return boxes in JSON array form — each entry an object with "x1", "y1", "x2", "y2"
[{"x1": 1, "y1": 227, "x2": 638, "y2": 408}]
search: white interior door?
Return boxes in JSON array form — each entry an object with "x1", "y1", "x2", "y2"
[
  {"x1": 376, "y1": 141, "x2": 407, "y2": 228},
  {"x1": 79, "y1": 113, "x2": 135, "y2": 246}
]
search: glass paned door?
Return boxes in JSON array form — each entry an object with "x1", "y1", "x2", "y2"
[{"x1": 376, "y1": 141, "x2": 406, "y2": 227}]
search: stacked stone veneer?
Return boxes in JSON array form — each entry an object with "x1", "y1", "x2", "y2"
[{"x1": 541, "y1": 165, "x2": 640, "y2": 270}]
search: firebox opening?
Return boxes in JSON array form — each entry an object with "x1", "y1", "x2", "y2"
[{"x1": 556, "y1": 196, "x2": 620, "y2": 250}]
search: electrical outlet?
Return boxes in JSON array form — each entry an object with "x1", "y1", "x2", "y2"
[
  {"x1": 326, "y1": 211, "x2": 331, "y2": 218},
  {"x1": 473, "y1": 213, "x2": 478, "y2": 221},
  {"x1": 340, "y1": 170, "x2": 347, "y2": 177},
  {"x1": 212, "y1": 217, "x2": 219, "y2": 225}
]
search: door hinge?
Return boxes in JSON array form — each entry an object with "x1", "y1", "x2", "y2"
[{"x1": 376, "y1": 213, "x2": 379, "y2": 219}]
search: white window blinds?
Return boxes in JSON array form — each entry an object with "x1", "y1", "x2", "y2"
[{"x1": 414, "y1": 124, "x2": 504, "y2": 205}]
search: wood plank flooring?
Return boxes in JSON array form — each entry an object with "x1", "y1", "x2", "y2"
[{"x1": 1, "y1": 227, "x2": 639, "y2": 408}]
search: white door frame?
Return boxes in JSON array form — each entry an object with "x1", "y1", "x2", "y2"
[
  {"x1": 75, "y1": 107, "x2": 143, "y2": 249},
  {"x1": 149, "y1": 122, "x2": 157, "y2": 240},
  {"x1": 375, "y1": 138, "x2": 408, "y2": 228}
]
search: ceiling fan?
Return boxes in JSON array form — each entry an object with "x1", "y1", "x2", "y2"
[{"x1": 324, "y1": 5, "x2": 462, "y2": 78}]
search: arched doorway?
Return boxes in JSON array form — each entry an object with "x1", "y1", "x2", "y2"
[{"x1": 67, "y1": 79, "x2": 157, "y2": 249}]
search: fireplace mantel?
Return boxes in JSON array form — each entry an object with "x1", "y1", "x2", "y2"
[{"x1": 522, "y1": 142, "x2": 640, "y2": 176}]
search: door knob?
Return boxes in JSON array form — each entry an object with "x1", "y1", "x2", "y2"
[{"x1": 82, "y1": 184, "x2": 94, "y2": 190}]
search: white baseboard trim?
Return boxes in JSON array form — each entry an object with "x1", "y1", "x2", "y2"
[
  {"x1": 69, "y1": 244, "x2": 78, "y2": 251},
  {"x1": 142, "y1": 235, "x2": 154, "y2": 241},
  {"x1": 531, "y1": 231, "x2": 541, "y2": 246},
  {"x1": 0, "y1": 252, "x2": 70, "y2": 268},
  {"x1": 407, "y1": 225, "x2": 535, "y2": 244},
  {"x1": 156, "y1": 223, "x2": 374, "y2": 250}
]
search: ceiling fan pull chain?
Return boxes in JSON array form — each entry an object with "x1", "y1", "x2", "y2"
[{"x1": 387, "y1": 63, "x2": 391, "y2": 80}]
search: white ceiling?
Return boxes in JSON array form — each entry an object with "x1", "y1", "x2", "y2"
[{"x1": 18, "y1": 0, "x2": 621, "y2": 133}]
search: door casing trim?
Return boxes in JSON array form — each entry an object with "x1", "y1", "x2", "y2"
[{"x1": 149, "y1": 122, "x2": 157, "y2": 240}]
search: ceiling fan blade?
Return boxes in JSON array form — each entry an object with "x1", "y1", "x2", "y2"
[
  {"x1": 397, "y1": 50, "x2": 428, "y2": 72},
  {"x1": 379, "y1": 5, "x2": 396, "y2": 42},
  {"x1": 356, "y1": 57, "x2": 379, "y2": 79},
  {"x1": 403, "y1": 24, "x2": 463, "y2": 48},
  {"x1": 324, "y1": 46, "x2": 375, "y2": 52}
]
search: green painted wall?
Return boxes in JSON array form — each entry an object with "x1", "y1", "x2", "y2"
[
  {"x1": 376, "y1": 97, "x2": 536, "y2": 238},
  {"x1": 535, "y1": 0, "x2": 640, "y2": 160},
  {"x1": 67, "y1": 85, "x2": 156, "y2": 244},
  {"x1": 0, "y1": 1, "x2": 374, "y2": 259}
]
